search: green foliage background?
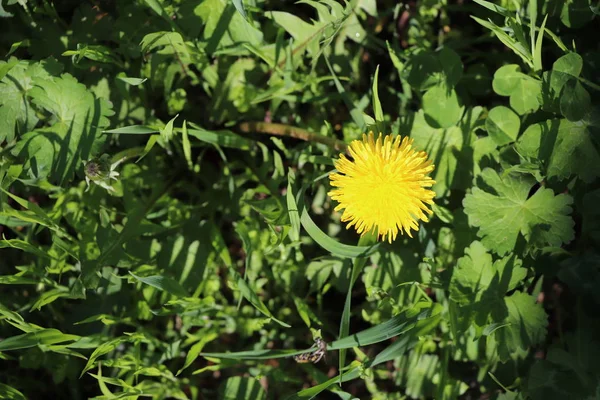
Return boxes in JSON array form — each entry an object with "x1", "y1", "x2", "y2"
[{"x1": 0, "y1": 0, "x2": 599, "y2": 399}]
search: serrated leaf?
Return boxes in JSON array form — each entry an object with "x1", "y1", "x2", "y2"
[
  {"x1": 496, "y1": 291, "x2": 547, "y2": 361},
  {"x1": 516, "y1": 119, "x2": 600, "y2": 183},
  {"x1": 12, "y1": 73, "x2": 113, "y2": 183},
  {"x1": 463, "y1": 168, "x2": 574, "y2": 255},
  {"x1": 0, "y1": 59, "x2": 60, "y2": 142},
  {"x1": 450, "y1": 241, "x2": 527, "y2": 306}
]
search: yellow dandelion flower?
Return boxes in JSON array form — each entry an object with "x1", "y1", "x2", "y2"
[{"x1": 328, "y1": 132, "x2": 436, "y2": 243}]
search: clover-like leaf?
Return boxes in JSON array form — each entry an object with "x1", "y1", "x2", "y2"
[
  {"x1": 422, "y1": 84, "x2": 464, "y2": 129},
  {"x1": 485, "y1": 105, "x2": 520, "y2": 146},
  {"x1": 463, "y1": 168, "x2": 574, "y2": 255},
  {"x1": 516, "y1": 118, "x2": 600, "y2": 183},
  {"x1": 493, "y1": 64, "x2": 541, "y2": 115}
]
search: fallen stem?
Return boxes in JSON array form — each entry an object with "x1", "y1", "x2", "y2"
[{"x1": 237, "y1": 122, "x2": 347, "y2": 152}]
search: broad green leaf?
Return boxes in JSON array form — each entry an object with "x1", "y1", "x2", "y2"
[
  {"x1": 516, "y1": 119, "x2": 600, "y2": 183},
  {"x1": 450, "y1": 241, "x2": 527, "y2": 306},
  {"x1": 485, "y1": 106, "x2": 520, "y2": 146},
  {"x1": 449, "y1": 242, "x2": 527, "y2": 332},
  {"x1": 0, "y1": 59, "x2": 60, "y2": 143},
  {"x1": 559, "y1": 79, "x2": 591, "y2": 121},
  {"x1": 129, "y1": 272, "x2": 188, "y2": 297},
  {"x1": 495, "y1": 291, "x2": 547, "y2": 361},
  {"x1": 422, "y1": 84, "x2": 463, "y2": 129},
  {"x1": 0, "y1": 328, "x2": 79, "y2": 351},
  {"x1": 492, "y1": 65, "x2": 541, "y2": 115},
  {"x1": 195, "y1": 0, "x2": 263, "y2": 54},
  {"x1": 560, "y1": 0, "x2": 595, "y2": 28},
  {"x1": 463, "y1": 168, "x2": 574, "y2": 255},
  {"x1": 409, "y1": 107, "x2": 483, "y2": 196},
  {"x1": 13, "y1": 73, "x2": 113, "y2": 183},
  {"x1": 403, "y1": 48, "x2": 462, "y2": 90}
]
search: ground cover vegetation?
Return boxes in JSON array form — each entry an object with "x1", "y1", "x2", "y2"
[{"x1": 0, "y1": 0, "x2": 599, "y2": 398}]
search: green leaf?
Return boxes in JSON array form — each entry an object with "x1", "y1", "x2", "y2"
[
  {"x1": 422, "y1": 84, "x2": 463, "y2": 129},
  {"x1": 463, "y1": 168, "x2": 574, "y2": 255},
  {"x1": 129, "y1": 272, "x2": 188, "y2": 297},
  {"x1": 372, "y1": 65, "x2": 384, "y2": 124},
  {"x1": 403, "y1": 48, "x2": 463, "y2": 90},
  {"x1": 409, "y1": 107, "x2": 483, "y2": 196},
  {"x1": 559, "y1": 79, "x2": 591, "y2": 121},
  {"x1": 516, "y1": 119, "x2": 600, "y2": 183},
  {"x1": 229, "y1": 269, "x2": 291, "y2": 328},
  {"x1": 30, "y1": 288, "x2": 72, "y2": 311},
  {"x1": 219, "y1": 377, "x2": 267, "y2": 400},
  {"x1": 231, "y1": 0, "x2": 247, "y2": 19},
  {"x1": 0, "y1": 328, "x2": 79, "y2": 351},
  {"x1": 492, "y1": 64, "x2": 541, "y2": 115},
  {"x1": 181, "y1": 120, "x2": 193, "y2": 170},
  {"x1": 0, "y1": 383, "x2": 26, "y2": 400},
  {"x1": 300, "y1": 206, "x2": 380, "y2": 258},
  {"x1": 13, "y1": 73, "x2": 113, "y2": 183},
  {"x1": 450, "y1": 241, "x2": 527, "y2": 306},
  {"x1": 160, "y1": 114, "x2": 178, "y2": 143},
  {"x1": 560, "y1": 0, "x2": 595, "y2": 28},
  {"x1": 104, "y1": 125, "x2": 159, "y2": 134},
  {"x1": 186, "y1": 125, "x2": 254, "y2": 150},
  {"x1": 286, "y1": 170, "x2": 301, "y2": 242},
  {"x1": 195, "y1": 0, "x2": 263, "y2": 54},
  {"x1": 495, "y1": 291, "x2": 547, "y2": 361},
  {"x1": 485, "y1": 106, "x2": 520, "y2": 146},
  {"x1": 0, "y1": 275, "x2": 38, "y2": 285},
  {"x1": 177, "y1": 331, "x2": 219, "y2": 375},
  {"x1": 0, "y1": 59, "x2": 60, "y2": 143},
  {"x1": 200, "y1": 303, "x2": 442, "y2": 359},
  {"x1": 116, "y1": 76, "x2": 147, "y2": 86},
  {"x1": 0, "y1": 239, "x2": 52, "y2": 260},
  {"x1": 471, "y1": 17, "x2": 533, "y2": 68}
]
